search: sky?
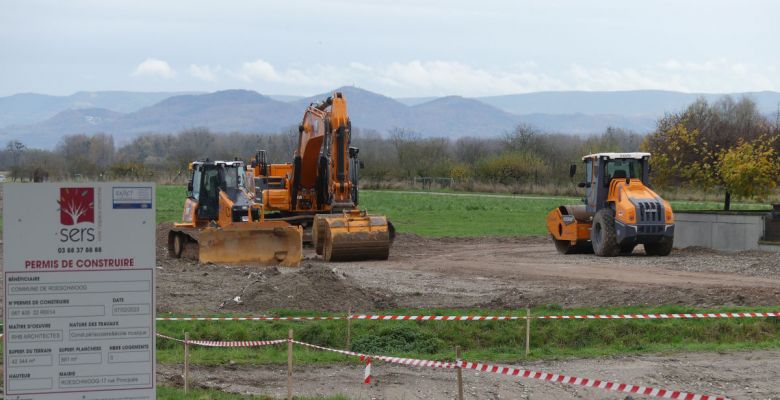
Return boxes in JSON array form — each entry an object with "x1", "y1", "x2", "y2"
[{"x1": 1, "y1": 0, "x2": 778, "y2": 97}]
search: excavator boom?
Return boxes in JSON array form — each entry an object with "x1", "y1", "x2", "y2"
[{"x1": 251, "y1": 92, "x2": 393, "y2": 261}]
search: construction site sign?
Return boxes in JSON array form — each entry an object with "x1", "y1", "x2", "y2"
[{"x1": 3, "y1": 183, "x2": 156, "y2": 400}]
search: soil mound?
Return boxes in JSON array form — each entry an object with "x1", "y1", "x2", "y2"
[{"x1": 220, "y1": 263, "x2": 395, "y2": 312}]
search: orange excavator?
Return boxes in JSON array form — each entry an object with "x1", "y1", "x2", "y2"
[{"x1": 249, "y1": 91, "x2": 394, "y2": 261}]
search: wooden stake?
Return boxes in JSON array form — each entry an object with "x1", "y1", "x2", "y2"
[
  {"x1": 346, "y1": 306, "x2": 352, "y2": 350},
  {"x1": 456, "y1": 346, "x2": 464, "y2": 400},
  {"x1": 287, "y1": 328, "x2": 293, "y2": 400},
  {"x1": 525, "y1": 307, "x2": 531, "y2": 357},
  {"x1": 184, "y1": 331, "x2": 190, "y2": 394}
]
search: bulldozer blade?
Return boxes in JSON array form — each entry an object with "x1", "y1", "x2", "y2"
[
  {"x1": 322, "y1": 213, "x2": 391, "y2": 262},
  {"x1": 197, "y1": 222, "x2": 303, "y2": 267}
]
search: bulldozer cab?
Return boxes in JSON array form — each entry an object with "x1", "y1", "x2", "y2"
[
  {"x1": 188, "y1": 161, "x2": 247, "y2": 221},
  {"x1": 574, "y1": 153, "x2": 651, "y2": 214}
]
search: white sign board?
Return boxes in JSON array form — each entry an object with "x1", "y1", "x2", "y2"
[{"x1": 3, "y1": 183, "x2": 156, "y2": 400}]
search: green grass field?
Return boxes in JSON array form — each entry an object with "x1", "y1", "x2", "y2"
[
  {"x1": 156, "y1": 185, "x2": 770, "y2": 237},
  {"x1": 157, "y1": 387, "x2": 347, "y2": 400},
  {"x1": 151, "y1": 305, "x2": 780, "y2": 367}
]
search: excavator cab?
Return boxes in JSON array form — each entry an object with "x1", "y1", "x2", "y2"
[{"x1": 169, "y1": 160, "x2": 302, "y2": 267}]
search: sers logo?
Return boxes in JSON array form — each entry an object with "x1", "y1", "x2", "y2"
[{"x1": 57, "y1": 187, "x2": 96, "y2": 242}]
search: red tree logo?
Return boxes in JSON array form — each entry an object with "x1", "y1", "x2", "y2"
[{"x1": 58, "y1": 188, "x2": 94, "y2": 225}]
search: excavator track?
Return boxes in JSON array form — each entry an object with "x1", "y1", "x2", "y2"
[
  {"x1": 312, "y1": 211, "x2": 394, "y2": 262},
  {"x1": 168, "y1": 222, "x2": 303, "y2": 267}
]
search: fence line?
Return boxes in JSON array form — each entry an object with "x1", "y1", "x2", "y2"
[
  {"x1": 156, "y1": 332, "x2": 731, "y2": 400},
  {"x1": 154, "y1": 311, "x2": 780, "y2": 322}
]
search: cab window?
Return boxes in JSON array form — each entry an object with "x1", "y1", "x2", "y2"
[
  {"x1": 604, "y1": 159, "x2": 639, "y2": 186},
  {"x1": 191, "y1": 169, "x2": 202, "y2": 201},
  {"x1": 585, "y1": 160, "x2": 592, "y2": 183}
]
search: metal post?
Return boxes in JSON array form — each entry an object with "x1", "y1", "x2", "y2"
[
  {"x1": 456, "y1": 346, "x2": 464, "y2": 400},
  {"x1": 184, "y1": 331, "x2": 190, "y2": 394},
  {"x1": 346, "y1": 307, "x2": 352, "y2": 350},
  {"x1": 525, "y1": 307, "x2": 531, "y2": 357},
  {"x1": 287, "y1": 328, "x2": 293, "y2": 400}
]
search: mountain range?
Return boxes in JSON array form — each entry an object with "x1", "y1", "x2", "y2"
[{"x1": 2, "y1": 87, "x2": 779, "y2": 149}]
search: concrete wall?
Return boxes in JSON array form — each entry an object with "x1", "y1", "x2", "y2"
[{"x1": 674, "y1": 212, "x2": 766, "y2": 251}]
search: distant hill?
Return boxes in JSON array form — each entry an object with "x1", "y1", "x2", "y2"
[
  {"x1": 2, "y1": 87, "x2": 779, "y2": 149},
  {"x1": 0, "y1": 90, "x2": 198, "y2": 127},
  {"x1": 515, "y1": 113, "x2": 657, "y2": 134},
  {"x1": 292, "y1": 86, "x2": 413, "y2": 132},
  {"x1": 410, "y1": 96, "x2": 520, "y2": 137},
  {"x1": 478, "y1": 90, "x2": 780, "y2": 116},
  {"x1": 1, "y1": 90, "x2": 301, "y2": 148}
]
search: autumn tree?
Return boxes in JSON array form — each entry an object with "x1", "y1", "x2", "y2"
[
  {"x1": 719, "y1": 137, "x2": 780, "y2": 203},
  {"x1": 644, "y1": 96, "x2": 776, "y2": 209}
]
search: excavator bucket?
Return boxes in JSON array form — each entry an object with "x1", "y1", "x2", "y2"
[
  {"x1": 197, "y1": 221, "x2": 303, "y2": 267},
  {"x1": 315, "y1": 210, "x2": 391, "y2": 262}
]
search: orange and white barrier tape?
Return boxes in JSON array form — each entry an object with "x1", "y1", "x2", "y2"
[
  {"x1": 362, "y1": 356, "x2": 372, "y2": 384},
  {"x1": 294, "y1": 340, "x2": 730, "y2": 399},
  {"x1": 156, "y1": 333, "x2": 285, "y2": 347},
  {"x1": 156, "y1": 316, "x2": 345, "y2": 321},
  {"x1": 536, "y1": 312, "x2": 780, "y2": 320},
  {"x1": 351, "y1": 315, "x2": 522, "y2": 321},
  {"x1": 458, "y1": 360, "x2": 729, "y2": 400},
  {"x1": 154, "y1": 333, "x2": 730, "y2": 399},
  {"x1": 155, "y1": 311, "x2": 779, "y2": 322}
]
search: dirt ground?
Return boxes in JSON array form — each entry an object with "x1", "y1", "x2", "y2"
[
  {"x1": 147, "y1": 224, "x2": 780, "y2": 398},
  {"x1": 1, "y1": 222, "x2": 779, "y2": 313},
  {"x1": 3, "y1": 222, "x2": 780, "y2": 399},
  {"x1": 151, "y1": 223, "x2": 780, "y2": 314},
  {"x1": 157, "y1": 349, "x2": 780, "y2": 399}
]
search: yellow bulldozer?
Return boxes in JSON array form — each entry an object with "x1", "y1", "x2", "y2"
[
  {"x1": 249, "y1": 91, "x2": 394, "y2": 261},
  {"x1": 547, "y1": 152, "x2": 675, "y2": 256},
  {"x1": 168, "y1": 160, "x2": 303, "y2": 266}
]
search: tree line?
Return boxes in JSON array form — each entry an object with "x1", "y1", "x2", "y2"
[
  {"x1": 0, "y1": 125, "x2": 642, "y2": 185},
  {"x1": 2, "y1": 95, "x2": 778, "y2": 206}
]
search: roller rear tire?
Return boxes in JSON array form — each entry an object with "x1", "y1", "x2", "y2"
[{"x1": 591, "y1": 209, "x2": 619, "y2": 257}]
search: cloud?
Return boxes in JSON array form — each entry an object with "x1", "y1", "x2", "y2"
[
  {"x1": 132, "y1": 58, "x2": 175, "y2": 79},
  {"x1": 239, "y1": 59, "x2": 336, "y2": 88},
  {"x1": 221, "y1": 58, "x2": 780, "y2": 97},
  {"x1": 188, "y1": 64, "x2": 220, "y2": 81},
  {"x1": 241, "y1": 59, "x2": 280, "y2": 82},
  {"x1": 372, "y1": 60, "x2": 566, "y2": 96}
]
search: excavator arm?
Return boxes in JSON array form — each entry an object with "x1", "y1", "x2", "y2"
[
  {"x1": 293, "y1": 92, "x2": 354, "y2": 211},
  {"x1": 252, "y1": 91, "x2": 393, "y2": 262}
]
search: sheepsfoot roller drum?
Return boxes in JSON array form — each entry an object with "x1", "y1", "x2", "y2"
[
  {"x1": 169, "y1": 221, "x2": 303, "y2": 267},
  {"x1": 312, "y1": 210, "x2": 392, "y2": 262}
]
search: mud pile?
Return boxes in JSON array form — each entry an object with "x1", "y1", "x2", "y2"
[{"x1": 220, "y1": 263, "x2": 395, "y2": 312}]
